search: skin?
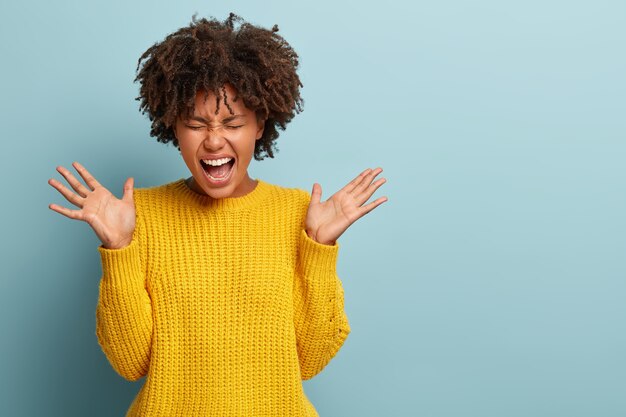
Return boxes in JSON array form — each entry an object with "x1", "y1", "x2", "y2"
[
  {"x1": 48, "y1": 84, "x2": 388, "y2": 248},
  {"x1": 48, "y1": 162, "x2": 136, "y2": 249},
  {"x1": 174, "y1": 84, "x2": 265, "y2": 200}
]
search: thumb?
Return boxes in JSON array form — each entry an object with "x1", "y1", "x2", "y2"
[
  {"x1": 122, "y1": 177, "x2": 134, "y2": 202},
  {"x1": 311, "y1": 183, "x2": 322, "y2": 205}
]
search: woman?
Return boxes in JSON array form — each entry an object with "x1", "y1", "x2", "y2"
[{"x1": 48, "y1": 12, "x2": 387, "y2": 416}]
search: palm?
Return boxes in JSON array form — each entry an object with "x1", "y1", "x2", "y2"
[
  {"x1": 48, "y1": 162, "x2": 136, "y2": 249},
  {"x1": 305, "y1": 167, "x2": 388, "y2": 245},
  {"x1": 305, "y1": 193, "x2": 359, "y2": 244},
  {"x1": 82, "y1": 187, "x2": 136, "y2": 247}
]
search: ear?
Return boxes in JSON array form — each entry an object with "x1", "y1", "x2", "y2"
[{"x1": 255, "y1": 117, "x2": 265, "y2": 140}]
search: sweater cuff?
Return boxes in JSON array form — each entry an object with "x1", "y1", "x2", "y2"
[
  {"x1": 98, "y1": 239, "x2": 143, "y2": 285},
  {"x1": 297, "y1": 229, "x2": 339, "y2": 277}
]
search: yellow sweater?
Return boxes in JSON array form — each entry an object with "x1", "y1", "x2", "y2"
[{"x1": 95, "y1": 178, "x2": 351, "y2": 416}]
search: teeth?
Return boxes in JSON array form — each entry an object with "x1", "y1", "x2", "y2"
[{"x1": 202, "y1": 157, "x2": 233, "y2": 166}]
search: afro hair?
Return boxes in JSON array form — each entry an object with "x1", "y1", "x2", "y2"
[{"x1": 134, "y1": 12, "x2": 304, "y2": 160}]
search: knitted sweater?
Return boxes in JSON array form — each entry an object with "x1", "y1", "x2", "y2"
[{"x1": 95, "y1": 178, "x2": 351, "y2": 417}]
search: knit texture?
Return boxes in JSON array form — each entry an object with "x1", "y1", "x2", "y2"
[{"x1": 95, "y1": 178, "x2": 351, "y2": 416}]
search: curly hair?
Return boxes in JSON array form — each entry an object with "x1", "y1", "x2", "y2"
[{"x1": 133, "y1": 12, "x2": 304, "y2": 160}]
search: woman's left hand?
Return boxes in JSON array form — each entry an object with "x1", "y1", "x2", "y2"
[{"x1": 305, "y1": 167, "x2": 388, "y2": 245}]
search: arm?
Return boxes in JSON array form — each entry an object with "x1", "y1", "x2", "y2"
[
  {"x1": 293, "y1": 214, "x2": 351, "y2": 380},
  {"x1": 293, "y1": 168, "x2": 387, "y2": 379},
  {"x1": 95, "y1": 192, "x2": 152, "y2": 381},
  {"x1": 47, "y1": 162, "x2": 150, "y2": 380}
]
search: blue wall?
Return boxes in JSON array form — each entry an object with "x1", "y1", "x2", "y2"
[{"x1": 1, "y1": 0, "x2": 625, "y2": 416}]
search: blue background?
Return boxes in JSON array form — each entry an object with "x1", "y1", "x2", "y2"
[{"x1": 1, "y1": 0, "x2": 625, "y2": 416}]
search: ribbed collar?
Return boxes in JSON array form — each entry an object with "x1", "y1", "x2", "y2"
[{"x1": 171, "y1": 178, "x2": 272, "y2": 212}]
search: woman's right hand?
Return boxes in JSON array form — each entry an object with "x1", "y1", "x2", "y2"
[{"x1": 48, "y1": 161, "x2": 136, "y2": 249}]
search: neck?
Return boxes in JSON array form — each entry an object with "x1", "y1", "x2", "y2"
[{"x1": 176, "y1": 177, "x2": 269, "y2": 212}]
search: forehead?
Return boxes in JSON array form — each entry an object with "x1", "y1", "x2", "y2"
[{"x1": 191, "y1": 84, "x2": 251, "y2": 118}]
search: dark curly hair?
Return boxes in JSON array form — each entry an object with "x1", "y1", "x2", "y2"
[{"x1": 134, "y1": 12, "x2": 304, "y2": 160}]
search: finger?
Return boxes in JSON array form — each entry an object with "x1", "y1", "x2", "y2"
[
  {"x1": 352, "y1": 167, "x2": 384, "y2": 196},
  {"x1": 359, "y1": 196, "x2": 388, "y2": 217},
  {"x1": 354, "y1": 176, "x2": 387, "y2": 206},
  {"x1": 48, "y1": 203, "x2": 84, "y2": 221},
  {"x1": 122, "y1": 177, "x2": 134, "y2": 203},
  {"x1": 48, "y1": 178, "x2": 84, "y2": 208},
  {"x1": 56, "y1": 165, "x2": 90, "y2": 197},
  {"x1": 344, "y1": 168, "x2": 372, "y2": 194},
  {"x1": 72, "y1": 161, "x2": 102, "y2": 190},
  {"x1": 310, "y1": 183, "x2": 322, "y2": 205}
]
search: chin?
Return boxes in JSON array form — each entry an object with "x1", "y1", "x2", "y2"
[{"x1": 194, "y1": 170, "x2": 241, "y2": 198}]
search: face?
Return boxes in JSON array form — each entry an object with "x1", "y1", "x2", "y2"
[{"x1": 174, "y1": 84, "x2": 265, "y2": 199}]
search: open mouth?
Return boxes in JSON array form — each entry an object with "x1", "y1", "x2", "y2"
[{"x1": 200, "y1": 157, "x2": 236, "y2": 181}]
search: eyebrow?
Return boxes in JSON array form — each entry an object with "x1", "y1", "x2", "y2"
[{"x1": 188, "y1": 114, "x2": 246, "y2": 123}]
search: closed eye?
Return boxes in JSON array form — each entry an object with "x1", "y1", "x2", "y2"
[{"x1": 186, "y1": 125, "x2": 243, "y2": 130}]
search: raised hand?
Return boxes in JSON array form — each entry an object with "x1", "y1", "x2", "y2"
[
  {"x1": 48, "y1": 162, "x2": 136, "y2": 249},
  {"x1": 305, "y1": 167, "x2": 388, "y2": 246}
]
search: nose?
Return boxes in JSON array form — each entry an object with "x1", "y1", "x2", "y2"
[{"x1": 202, "y1": 128, "x2": 227, "y2": 151}]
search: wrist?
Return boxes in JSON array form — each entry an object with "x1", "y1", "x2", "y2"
[
  {"x1": 103, "y1": 236, "x2": 133, "y2": 250},
  {"x1": 305, "y1": 229, "x2": 335, "y2": 246}
]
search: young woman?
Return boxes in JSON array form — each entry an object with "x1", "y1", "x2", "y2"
[{"x1": 48, "y1": 12, "x2": 387, "y2": 416}]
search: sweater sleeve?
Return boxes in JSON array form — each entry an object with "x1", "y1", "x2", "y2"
[
  {"x1": 293, "y1": 193, "x2": 351, "y2": 380},
  {"x1": 95, "y1": 191, "x2": 152, "y2": 381}
]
